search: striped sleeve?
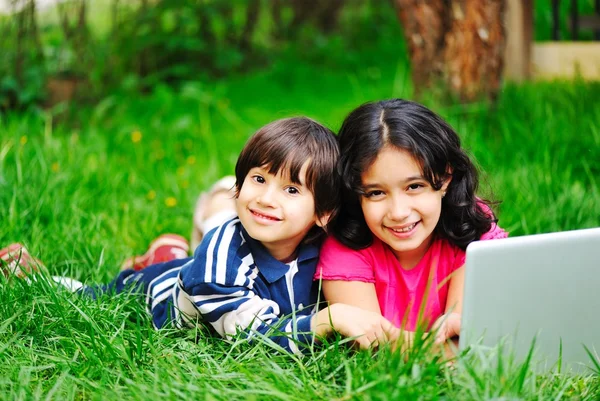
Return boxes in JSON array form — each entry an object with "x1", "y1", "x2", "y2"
[{"x1": 173, "y1": 219, "x2": 314, "y2": 354}]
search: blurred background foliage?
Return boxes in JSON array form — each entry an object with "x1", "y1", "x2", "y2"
[
  {"x1": 1, "y1": 0, "x2": 400, "y2": 111},
  {"x1": 1, "y1": 0, "x2": 598, "y2": 112}
]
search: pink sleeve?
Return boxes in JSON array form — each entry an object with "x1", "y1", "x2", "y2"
[
  {"x1": 314, "y1": 236, "x2": 376, "y2": 283},
  {"x1": 454, "y1": 202, "x2": 509, "y2": 267},
  {"x1": 477, "y1": 201, "x2": 509, "y2": 240},
  {"x1": 480, "y1": 221, "x2": 509, "y2": 240}
]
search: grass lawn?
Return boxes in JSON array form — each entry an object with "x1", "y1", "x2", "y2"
[{"x1": 1, "y1": 49, "x2": 599, "y2": 399}]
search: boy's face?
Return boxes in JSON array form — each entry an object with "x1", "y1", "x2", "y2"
[{"x1": 236, "y1": 162, "x2": 324, "y2": 261}]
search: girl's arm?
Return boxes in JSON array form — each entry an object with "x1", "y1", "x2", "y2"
[
  {"x1": 322, "y1": 280, "x2": 381, "y2": 314},
  {"x1": 318, "y1": 279, "x2": 416, "y2": 349},
  {"x1": 310, "y1": 303, "x2": 400, "y2": 349},
  {"x1": 433, "y1": 265, "x2": 465, "y2": 343},
  {"x1": 445, "y1": 265, "x2": 465, "y2": 315}
]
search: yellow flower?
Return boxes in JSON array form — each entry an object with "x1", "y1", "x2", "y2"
[
  {"x1": 181, "y1": 180, "x2": 189, "y2": 189},
  {"x1": 51, "y1": 162, "x2": 59, "y2": 172},
  {"x1": 154, "y1": 149, "x2": 165, "y2": 160},
  {"x1": 187, "y1": 155, "x2": 196, "y2": 165},
  {"x1": 165, "y1": 197, "x2": 177, "y2": 207},
  {"x1": 20, "y1": 136, "x2": 27, "y2": 145},
  {"x1": 176, "y1": 166, "x2": 186, "y2": 176},
  {"x1": 131, "y1": 130, "x2": 142, "y2": 143},
  {"x1": 147, "y1": 190, "x2": 156, "y2": 201}
]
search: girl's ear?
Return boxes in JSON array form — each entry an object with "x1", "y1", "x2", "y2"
[
  {"x1": 441, "y1": 169, "x2": 453, "y2": 192},
  {"x1": 316, "y1": 213, "x2": 332, "y2": 228}
]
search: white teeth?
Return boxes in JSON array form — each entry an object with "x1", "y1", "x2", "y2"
[
  {"x1": 253, "y1": 210, "x2": 279, "y2": 220},
  {"x1": 392, "y1": 223, "x2": 416, "y2": 233}
]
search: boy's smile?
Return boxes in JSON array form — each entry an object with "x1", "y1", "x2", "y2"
[
  {"x1": 249, "y1": 208, "x2": 282, "y2": 223},
  {"x1": 236, "y1": 163, "x2": 324, "y2": 261}
]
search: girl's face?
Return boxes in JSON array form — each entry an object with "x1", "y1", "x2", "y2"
[{"x1": 359, "y1": 146, "x2": 450, "y2": 269}]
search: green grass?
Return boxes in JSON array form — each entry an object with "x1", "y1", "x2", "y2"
[{"x1": 1, "y1": 51, "x2": 600, "y2": 399}]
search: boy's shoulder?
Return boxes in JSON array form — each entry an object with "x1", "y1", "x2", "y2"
[
  {"x1": 184, "y1": 218, "x2": 252, "y2": 286},
  {"x1": 194, "y1": 217, "x2": 246, "y2": 258}
]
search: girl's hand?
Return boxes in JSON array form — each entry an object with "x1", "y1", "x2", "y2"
[
  {"x1": 312, "y1": 303, "x2": 401, "y2": 349},
  {"x1": 432, "y1": 312, "x2": 461, "y2": 344}
]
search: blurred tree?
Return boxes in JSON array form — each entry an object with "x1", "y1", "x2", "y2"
[
  {"x1": 0, "y1": 0, "x2": 45, "y2": 110},
  {"x1": 394, "y1": 0, "x2": 505, "y2": 102},
  {"x1": 57, "y1": 0, "x2": 90, "y2": 69},
  {"x1": 289, "y1": 0, "x2": 346, "y2": 35}
]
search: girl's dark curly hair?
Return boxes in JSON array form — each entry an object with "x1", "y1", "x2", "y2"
[{"x1": 330, "y1": 99, "x2": 496, "y2": 250}]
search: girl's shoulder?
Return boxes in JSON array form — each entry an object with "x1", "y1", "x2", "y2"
[
  {"x1": 321, "y1": 235, "x2": 372, "y2": 258},
  {"x1": 431, "y1": 218, "x2": 509, "y2": 271},
  {"x1": 476, "y1": 200, "x2": 510, "y2": 239},
  {"x1": 431, "y1": 237, "x2": 466, "y2": 270},
  {"x1": 321, "y1": 235, "x2": 391, "y2": 258},
  {"x1": 480, "y1": 221, "x2": 509, "y2": 240}
]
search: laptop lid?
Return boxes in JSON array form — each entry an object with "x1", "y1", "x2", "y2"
[{"x1": 460, "y1": 227, "x2": 600, "y2": 373}]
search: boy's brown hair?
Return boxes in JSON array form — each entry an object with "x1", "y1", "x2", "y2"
[{"x1": 234, "y1": 117, "x2": 340, "y2": 244}]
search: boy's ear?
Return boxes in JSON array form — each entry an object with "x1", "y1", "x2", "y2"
[{"x1": 315, "y1": 213, "x2": 332, "y2": 228}]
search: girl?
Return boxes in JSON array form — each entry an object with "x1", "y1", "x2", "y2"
[{"x1": 316, "y1": 99, "x2": 508, "y2": 345}]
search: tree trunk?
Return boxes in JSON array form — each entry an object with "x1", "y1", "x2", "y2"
[
  {"x1": 271, "y1": 0, "x2": 283, "y2": 39},
  {"x1": 394, "y1": 0, "x2": 506, "y2": 102},
  {"x1": 239, "y1": 0, "x2": 261, "y2": 52},
  {"x1": 395, "y1": 0, "x2": 446, "y2": 95}
]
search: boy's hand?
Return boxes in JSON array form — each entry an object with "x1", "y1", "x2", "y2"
[
  {"x1": 432, "y1": 312, "x2": 461, "y2": 344},
  {"x1": 312, "y1": 303, "x2": 401, "y2": 349}
]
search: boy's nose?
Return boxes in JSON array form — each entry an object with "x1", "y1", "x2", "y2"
[{"x1": 257, "y1": 185, "x2": 277, "y2": 207}]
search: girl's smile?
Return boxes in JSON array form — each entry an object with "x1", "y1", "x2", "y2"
[
  {"x1": 386, "y1": 221, "x2": 420, "y2": 237},
  {"x1": 359, "y1": 146, "x2": 450, "y2": 269}
]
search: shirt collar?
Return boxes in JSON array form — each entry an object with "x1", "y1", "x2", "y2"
[{"x1": 241, "y1": 226, "x2": 320, "y2": 283}]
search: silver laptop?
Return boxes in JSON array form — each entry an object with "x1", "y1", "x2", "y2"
[{"x1": 460, "y1": 227, "x2": 600, "y2": 373}]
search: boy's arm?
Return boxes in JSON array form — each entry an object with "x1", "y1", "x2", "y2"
[
  {"x1": 173, "y1": 219, "x2": 315, "y2": 354},
  {"x1": 175, "y1": 279, "x2": 314, "y2": 354}
]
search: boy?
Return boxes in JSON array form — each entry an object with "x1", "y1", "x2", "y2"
[{"x1": 2, "y1": 117, "x2": 399, "y2": 352}]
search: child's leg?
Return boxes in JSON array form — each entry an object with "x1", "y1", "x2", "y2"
[
  {"x1": 121, "y1": 234, "x2": 189, "y2": 271},
  {"x1": 52, "y1": 276, "x2": 85, "y2": 292},
  {"x1": 79, "y1": 257, "x2": 193, "y2": 299},
  {"x1": 0, "y1": 243, "x2": 45, "y2": 278},
  {"x1": 191, "y1": 176, "x2": 237, "y2": 251}
]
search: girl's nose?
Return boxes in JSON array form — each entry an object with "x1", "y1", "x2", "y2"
[{"x1": 387, "y1": 195, "x2": 411, "y2": 222}]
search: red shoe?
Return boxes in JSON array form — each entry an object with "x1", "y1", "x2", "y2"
[
  {"x1": 0, "y1": 243, "x2": 45, "y2": 278},
  {"x1": 121, "y1": 234, "x2": 190, "y2": 271}
]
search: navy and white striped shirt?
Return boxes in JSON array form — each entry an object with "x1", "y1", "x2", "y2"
[{"x1": 146, "y1": 218, "x2": 320, "y2": 354}]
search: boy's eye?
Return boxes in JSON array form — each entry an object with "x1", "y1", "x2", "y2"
[
  {"x1": 252, "y1": 175, "x2": 265, "y2": 184},
  {"x1": 285, "y1": 186, "x2": 299, "y2": 195}
]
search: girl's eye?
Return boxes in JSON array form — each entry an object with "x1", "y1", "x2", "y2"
[
  {"x1": 252, "y1": 175, "x2": 265, "y2": 184},
  {"x1": 365, "y1": 190, "x2": 385, "y2": 198},
  {"x1": 285, "y1": 186, "x2": 299, "y2": 195},
  {"x1": 407, "y1": 183, "x2": 425, "y2": 191}
]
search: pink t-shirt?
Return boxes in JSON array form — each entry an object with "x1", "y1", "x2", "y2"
[{"x1": 315, "y1": 222, "x2": 508, "y2": 330}]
